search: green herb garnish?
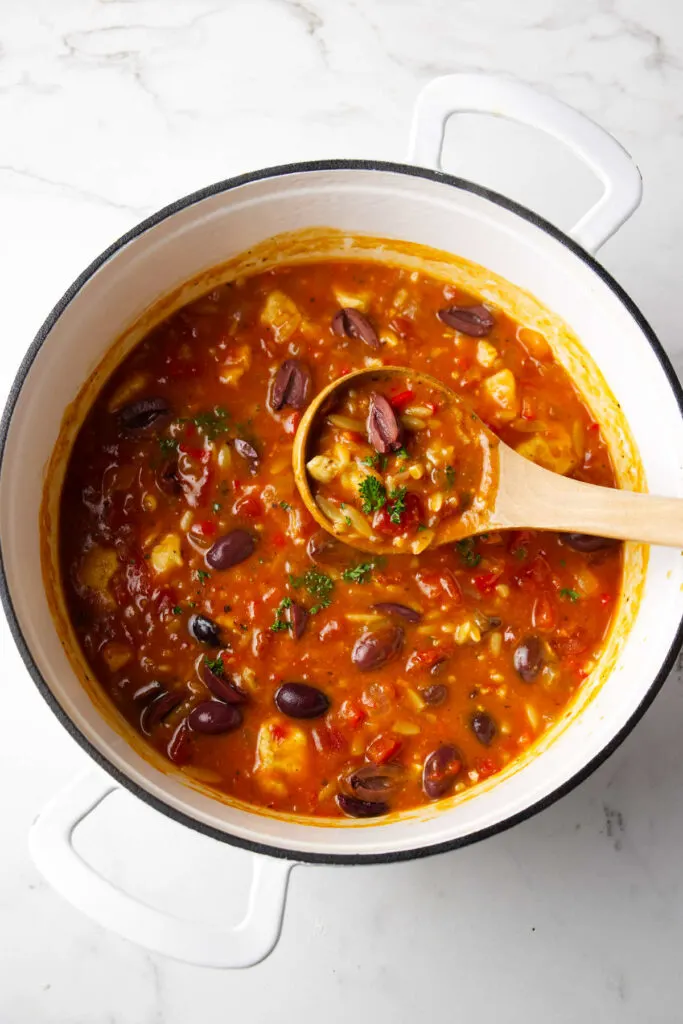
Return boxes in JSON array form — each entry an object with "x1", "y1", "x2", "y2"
[
  {"x1": 271, "y1": 596, "x2": 292, "y2": 632},
  {"x1": 204, "y1": 656, "x2": 225, "y2": 676},
  {"x1": 159, "y1": 437, "x2": 178, "y2": 454},
  {"x1": 182, "y1": 406, "x2": 230, "y2": 441},
  {"x1": 445, "y1": 464, "x2": 456, "y2": 489},
  {"x1": 172, "y1": 605, "x2": 183, "y2": 615},
  {"x1": 279, "y1": 501, "x2": 292, "y2": 511},
  {"x1": 513, "y1": 546, "x2": 527, "y2": 560},
  {"x1": 288, "y1": 569, "x2": 334, "y2": 610},
  {"x1": 359, "y1": 476, "x2": 387, "y2": 515},
  {"x1": 456, "y1": 537, "x2": 481, "y2": 568},
  {"x1": 394, "y1": 446, "x2": 409, "y2": 461},
  {"x1": 560, "y1": 588, "x2": 580, "y2": 602},
  {"x1": 342, "y1": 562, "x2": 375, "y2": 584},
  {"x1": 194, "y1": 569, "x2": 211, "y2": 584},
  {"x1": 362, "y1": 453, "x2": 380, "y2": 468},
  {"x1": 388, "y1": 486, "x2": 407, "y2": 525}
]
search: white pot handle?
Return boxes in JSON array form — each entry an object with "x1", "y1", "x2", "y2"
[
  {"x1": 408, "y1": 74, "x2": 642, "y2": 253},
  {"x1": 29, "y1": 771, "x2": 294, "y2": 968}
]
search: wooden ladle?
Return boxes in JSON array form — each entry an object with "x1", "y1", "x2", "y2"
[{"x1": 292, "y1": 367, "x2": 683, "y2": 556}]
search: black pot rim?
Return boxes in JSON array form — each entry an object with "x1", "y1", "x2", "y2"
[{"x1": 2, "y1": 158, "x2": 682, "y2": 866}]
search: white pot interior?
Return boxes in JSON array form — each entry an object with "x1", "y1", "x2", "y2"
[{"x1": 3, "y1": 166, "x2": 683, "y2": 859}]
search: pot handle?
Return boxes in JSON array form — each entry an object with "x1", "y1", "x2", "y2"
[
  {"x1": 29, "y1": 770, "x2": 294, "y2": 968},
  {"x1": 408, "y1": 74, "x2": 642, "y2": 253}
]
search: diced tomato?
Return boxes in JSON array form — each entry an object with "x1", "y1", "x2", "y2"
[
  {"x1": 338, "y1": 700, "x2": 366, "y2": 729},
  {"x1": 373, "y1": 492, "x2": 422, "y2": 536},
  {"x1": 474, "y1": 568, "x2": 503, "y2": 595},
  {"x1": 270, "y1": 723, "x2": 287, "y2": 742},
  {"x1": 415, "y1": 568, "x2": 462, "y2": 604},
  {"x1": 283, "y1": 411, "x2": 301, "y2": 436},
  {"x1": 388, "y1": 316, "x2": 416, "y2": 341},
  {"x1": 388, "y1": 388, "x2": 415, "y2": 410},
  {"x1": 532, "y1": 593, "x2": 556, "y2": 631},
  {"x1": 406, "y1": 648, "x2": 449, "y2": 672},
  {"x1": 167, "y1": 721, "x2": 191, "y2": 765},
  {"x1": 366, "y1": 734, "x2": 402, "y2": 764},
  {"x1": 343, "y1": 430, "x2": 364, "y2": 443},
  {"x1": 552, "y1": 628, "x2": 589, "y2": 658},
  {"x1": 588, "y1": 421, "x2": 600, "y2": 432},
  {"x1": 321, "y1": 725, "x2": 346, "y2": 753},
  {"x1": 599, "y1": 592, "x2": 612, "y2": 606},
  {"x1": 233, "y1": 495, "x2": 263, "y2": 518},
  {"x1": 178, "y1": 444, "x2": 208, "y2": 461},
  {"x1": 476, "y1": 757, "x2": 498, "y2": 779},
  {"x1": 272, "y1": 531, "x2": 287, "y2": 549},
  {"x1": 191, "y1": 520, "x2": 216, "y2": 537},
  {"x1": 184, "y1": 421, "x2": 197, "y2": 438}
]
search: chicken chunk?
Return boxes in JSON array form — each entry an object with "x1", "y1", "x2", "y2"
[
  {"x1": 254, "y1": 718, "x2": 309, "y2": 796},
  {"x1": 260, "y1": 291, "x2": 301, "y2": 343},
  {"x1": 79, "y1": 545, "x2": 119, "y2": 605},
  {"x1": 149, "y1": 533, "x2": 183, "y2": 575}
]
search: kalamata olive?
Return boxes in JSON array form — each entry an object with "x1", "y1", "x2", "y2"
[
  {"x1": 352, "y1": 626, "x2": 404, "y2": 672},
  {"x1": 423, "y1": 744, "x2": 462, "y2": 799},
  {"x1": 306, "y1": 530, "x2": 356, "y2": 569},
  {"x1": 513, "y1": 635, "x2": 544, "y2": 682},
  {"x1": 331, "y1": 308, "x2": 380, "y2": 349},
  {"x1": 562, "y1": 533, "x2": 619, "y2": 553},
  {"x1": 471, "y1": 711, "x2": 496, "y2": 746},
  {"x1": 206, "y1": 529, "x2": 255, "y2": 570},
  {"x1": 437, "y1": 304, "x2": 495, "y2": 337},
  {"x1": 344, "y1": 763, "x2": 404, "y2": 803},
  {"x1": 199, "y1": 659, "x2": 246, "y2": 704},
  {"x1": 287, "y1": 601, "x2": 308, "y2": 640},
  {"x1": 118, "y1": 397, "x2": 170, "y2": 433},
  {"x1": 189, "y1": 614, "x2": 221, "y2": 647},
  {"x1": 234, "y1": 438, "x2": 259, "y2": 472},
  {"x1": 336, "y1": 793, "x2": 390, "y2": 818},
  {"x1": 274, "y1": 682, "x2": 330, "y2": 719},
  {"x1": 270, "y1": 359, "x2": 312, "y2": 410},
  {"x1": 188, "y1": 700, "x2": 242, "y2": 734},
  {"x1": 419, "y1": 683, "x2": 448, "y2": 705},
  {"x1": 367, "y1": 393, "x2": 402, "y2": 453},
  {"x1": 140, "y1": 690, "x2": 183, "y2": 734},
  {"x1": 372, "y1": 602, "x2": 422, "y2": 623}
]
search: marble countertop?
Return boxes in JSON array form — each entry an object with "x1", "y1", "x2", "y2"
[{"x1": 3, "y1": 1, "x2": 683, "y2": 1020}]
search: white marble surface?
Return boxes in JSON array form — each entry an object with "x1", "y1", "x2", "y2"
[{"x1": 3, "y1": 0, "x2": 683, "y2": 1020}]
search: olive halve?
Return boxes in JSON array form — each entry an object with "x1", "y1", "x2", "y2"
[
  {"x1": 352, "y1": 626, "x2": 404, "y2": 672},
  {"x1": 336, "y1": 793, "x2": 389, "y2": 818},
  {"x1": 470, "y1": 711, "x2": 496, "y2": 746},
  {"x1": 140, "y1": 690, "x2": 183, "y2": 735},
  {"x1": 118, "y1": 396, "x2": 171, "y2": 433},
  {"x1": 423, "y1": 744, "x2": 462, "y2": 800},
  {"x1": 188, "y1": 700, "x2": 242, "y2": 734},
  {"x1": 331, "y1": 308, "x2": 380, "y2": 349},
  {"x1": 344, "y1": 763, "x2": 404, "y2": 803},
  {"x1": 206, "y1": 529, "x2": 255, "y2": 570},
  {"x1": 199, "y1": 658, "x2": 246, "y2": 704},
  {"x1": 513, "y1": 636, "x2": 544, "y2": 682},
  {"x1": 189, "y1": 614, "x2": 221, "y2": 647},
  {"x1": 419, "y1": 683, "x2": 448, "y2": 705},
  {"x1": 274, "y1": 682, "x2": 330, "y2": 719},
  {"x1": 372, "y1": 602, "x2": 422, "y2": 623}
]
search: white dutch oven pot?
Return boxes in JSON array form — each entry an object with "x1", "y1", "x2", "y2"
[{"x1": 3, "y1": 76, "x2": 683, "y2": 968}]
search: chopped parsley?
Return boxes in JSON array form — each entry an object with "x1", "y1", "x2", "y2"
[
  {"x1": 172, "y1": 605, "x2": 183, "y2": 615},
  {"x1": 456, "y1": 537, "x2": 481, "y2": 568},
  {"x1": 359, "y1": 476, "x2": 387, "y2": 515},
  {"x1": 279, "y1": 500, "x2": 292, "y2": 511},
  {"x1": 182, "y1": 406, "x2": 230, "y2": 440},
  {"x1": 394, "y1": 446, "x2": 409, "y2": 461},
  {"x1": 204, "y1": 656, "x2": 225, "y2": 676},
  {"x1": 159, "y1": 437, "x2": 178, "y2": 454},
  {"x1": 271, "y1": 596, "x2": 292, "y2": 632},
  {"x1": 513, "y1": 546, "x2": 528, "y2": 560},
  {"x1": 388, "y1": 486, "x2": 407, "y2": 524},
  {"x1": 194, "y1": 569, "x2": 211, "y2": 584},
  {"x1": 362, "y1": 453, "x2": 380, "y2": 468},
  {"x1": 288, "y1": 569, "x2": 334, "y2": 610},
  {"x1": 444, "y1": 464, "x2": 456, "y2": 489},
  {"x1": 342, "y1": 562, "x2": 375, "y2": 584},
  {"x1": 560, "y1": 588, "x2": 580, "y2": 602}
]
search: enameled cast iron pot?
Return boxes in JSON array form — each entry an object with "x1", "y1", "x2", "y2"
[{"x1": 3, "y1": 76, "x2": 683, "y2": 967}]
